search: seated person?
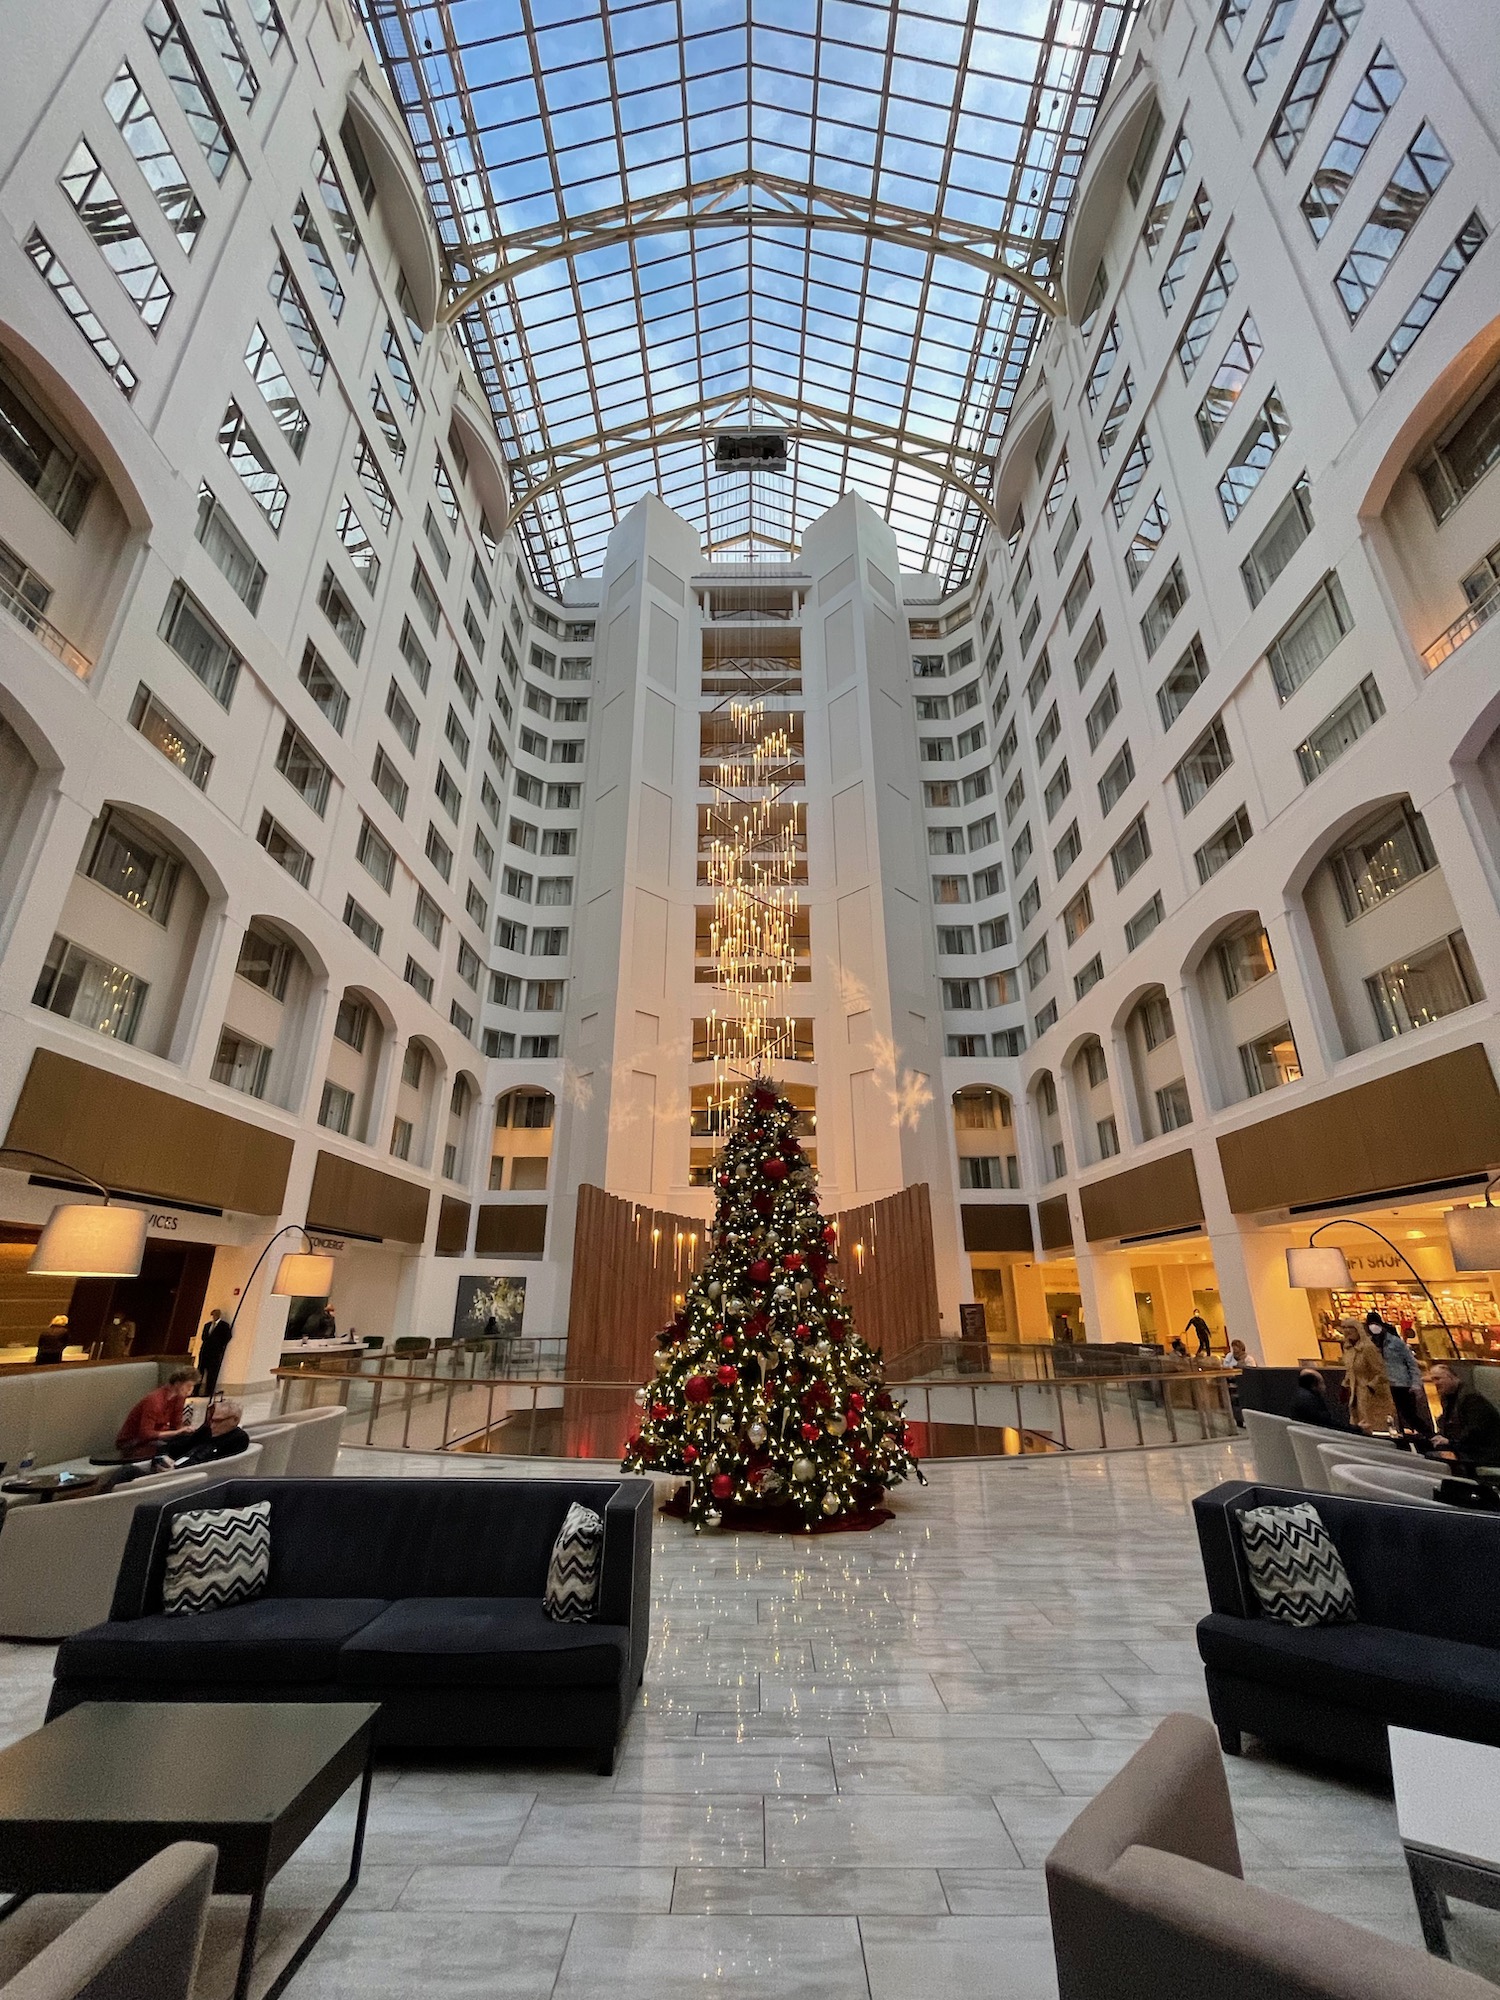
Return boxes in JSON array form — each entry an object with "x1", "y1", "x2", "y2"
[
  {"x1": 115, "y1": 1369, "x2": 199, "y2": 1461},
  {"x1": 153, "y1": 1398, "x2": 250, "y2": 1468},
  {"x1": 1289, "y1": 1366, "x2": 1350, "y2": 1429},
  {"x1": 1427, "y1": 1363, "x2": 1500, "y2": 1469}
]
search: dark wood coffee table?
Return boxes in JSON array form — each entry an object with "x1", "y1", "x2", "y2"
[{"x1": 0, "y1": 1701, "x2": 379, "y2": 2000}]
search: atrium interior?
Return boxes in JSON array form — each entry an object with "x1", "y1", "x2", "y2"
[{"x1": 0, "y1": 1, "x2": 1498, "y2": 1996}]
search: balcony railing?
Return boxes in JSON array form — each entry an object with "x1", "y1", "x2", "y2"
[
  {"x1": 1422, "y1": 577, "x2": 1500, "y2": 670},
  {"x1": 0, "y1": 574, "x2": 91, "y2": 678},
  {"x1": 273, "y1": 1355, "x2": 1239, "y2": 1461}
]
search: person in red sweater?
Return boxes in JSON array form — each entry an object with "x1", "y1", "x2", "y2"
[{"x1": 115, "y1": 1370, "x2": 199, "y2": 1461}]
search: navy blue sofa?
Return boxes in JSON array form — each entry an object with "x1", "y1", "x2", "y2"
[
  {"x1": 47, "y1": 1477, "x2": 655, "y2": 1771},
  {"x1": 1193, "y1": 1480, "x2": 1500, "y2": 1776}
]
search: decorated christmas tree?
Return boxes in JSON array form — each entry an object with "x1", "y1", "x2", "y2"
[{"x1": 622, "y1": 1076, "x2": 918, "y2": 1529}]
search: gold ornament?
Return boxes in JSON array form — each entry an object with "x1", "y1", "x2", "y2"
[
  {"x1": 821, "y1": 1491, "x2": 841, "y2": 1516},
  {"x1": 826, "y1": 1415, "x2": 846, "y2": 1437},
  {"x1": 717, "y1": 1412, "x2": 735, "y2": 1433},
  {"x1": 655, "y1": 1352, "x2": 671, "y2": 1374}
]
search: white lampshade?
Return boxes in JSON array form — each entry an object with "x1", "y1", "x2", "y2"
[
  {"x1": 272, "y1": 1252, "x2": 335, "y2": 1297},
  {"x1": 1446, "y1": 1205, "x2": 1500, "y2": 1273},
  {"x1": 1285, "y1": 1245, "x2": 1352, "y2": 1290},
  {"x1": 28, "y1": 1202, "x2": 148, "y2": 1278}
]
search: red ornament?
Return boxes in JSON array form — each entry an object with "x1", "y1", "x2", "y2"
[
  {"x1": 875, "y1": 1390, "x2": 893, "y2": 1411},
  {"x1": 651, "y1": 1402, "x2": 671, "y2": 1421},
  {"x1": 716, "y1": 1364, "x2": 739, "y2": 1387},
  {"x1": 762, "y1": 1156, "x2": 788, "y2": 1181},
  {"x1": 746, "y1": 1312, "x2": 768, "y2": 1337},
  {"x1": 782, "y1": 1252, "x2": 804, "y2": 1272},
  {"x1": 748, "y1": 1258, "x2": 772, "y2": 1284},
  {"x1": 711, "y1": 1473, "x2": 733, "y2": 1500},
  {"x1": 794, "y1": 1322, "x2": 812, "y2": 1342},
  {"x1": 685, "y1": 1375, "x2": 713, "y2": 1404},
  {"x1": 847, "y1": 1392, "x2": 865, "y2": 1415},
  {"x1": 800, "y1": 1421, "x2": 820, "y2": 1442},
  {"x1": 683, "y1": 1444, "x2": 699, "y2": 1464},
  {"x1": 827, "y1": 1318, "x2": 845, "y2": 1343},
  {"x1": 753, "y1": 1195, "x2": 775, "y2": 1217},
  {"x1": 720, "y1": 1334, "x2": 736, "y2": 1350},
  {"x1": 822, "y1": 1224, "x2": 838, "y2": 1247}
]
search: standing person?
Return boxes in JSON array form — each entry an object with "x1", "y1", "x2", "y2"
[
  {"x1": 101, "y1": 1314, "x2": 135, "y2": 1359},
  {"x1": 1366, "y1": 1309, "x2": 1433, "y2": 1436},
  {"x1": 197, "y1": 1308, "x2": 233, "y2": 1397},
  {"x1": 1343, "y1": 1322, "x2": 1396, "y2": 1433},
  {"x1": 1186, "y1": 1311, "x2": 1213, "y2": 1357},
  {"x1": 34, "y1": 1315, "x2": 69, "y2": 1365},
  {"x1": 1427, "y1": 1363, "x2": 1500, "y2": 1469}
]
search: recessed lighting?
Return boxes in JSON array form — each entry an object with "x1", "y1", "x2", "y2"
[{"x1": 1407, "y1": 1231, "x2": 1424, "y2": 1241}]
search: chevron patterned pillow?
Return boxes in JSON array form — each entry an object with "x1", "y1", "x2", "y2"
[
  {"x1": 1237, "y1": 1502, "x2": 1357, "y2": 1627},
  {"x1": 544, "y1": 1502, "x2": 604, "y2": 1623},
  {"x1": 162, "y1": 1501, "x2": 272, "y2": 1617}
]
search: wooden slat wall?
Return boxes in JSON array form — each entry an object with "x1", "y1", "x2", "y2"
[
  {"x1": 560, "y1": 1181, "x2": 940, "y2": 1457},
  {"x1": 831, "y1": 1182, "x2": 942, "y2": 1361},
  {"x1": 563, "y1": 1185, "x2": 710, "y2": 1459},
  {"x1": 564, "y1": 1184, "x2": 708, "y2": 1382}
]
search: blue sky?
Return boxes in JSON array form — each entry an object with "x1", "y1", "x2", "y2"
[{"x1": 363, "y1": 0, "x2": 1137, "y2": 589}]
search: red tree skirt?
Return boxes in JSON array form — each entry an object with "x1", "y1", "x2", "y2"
[{"x1": 660, "y1": 1484, "x2": 895, "y2": 1534}]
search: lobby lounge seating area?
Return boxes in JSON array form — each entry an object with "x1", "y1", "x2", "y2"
[
  {"x1": 1193, "y1": 1480, "x2": 1500, "y2": 1776},
  {"x1": 48, "y1": 1477, "x2": 655, "y2": 1770},
  {"x1": 0, "y1": 1443, "x2": 1495, "y2": 1997},
  {"x1": 0, "y1": 1365, "x2": 163, "y2": 1480}
]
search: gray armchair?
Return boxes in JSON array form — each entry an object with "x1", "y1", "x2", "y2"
[
  {"x1": 1045, "y1": 1712, "x2": 1494, "y2": 2000},
  {"x1": 0, "y1": 1842, "x2": 214, "y2": 2000}
]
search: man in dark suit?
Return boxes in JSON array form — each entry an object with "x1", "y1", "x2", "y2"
[{"x1": 197, "y1": 1309, "x2": 233, "y2": 1395}]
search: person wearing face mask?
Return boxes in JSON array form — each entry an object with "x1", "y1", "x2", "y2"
[{"x1": 1365, "y1": 1309, "x2": 1432, "y2": 1436}]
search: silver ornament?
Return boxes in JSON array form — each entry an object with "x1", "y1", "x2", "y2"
[
  {"x1": 705, "y1": 1509, "x2": 723, "y2": 1527},
  {"x1": 718, "y1": 1412, "x2": 735, "y2": 1433},
  {"x1": 708, "y1": 1281, "x2": 722, "y2": 1299},
  {"x1": 792, "y1": 1456, "x2": 814, "y2": 1481},
  {"x1": 747, "y1": 1420, "x2": 767, "y2": 1445},
  {"x1": 821, "y1": 1491, "x2": 840, "y2": 1516},
  {"x1": 634, "y1": 1387, "x2": 648, "y2": 1406}
]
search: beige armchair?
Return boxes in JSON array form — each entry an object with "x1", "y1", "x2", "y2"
[
  {"x1": 0, "y1": 1841, "x2": 215, "y2": 2000},
  {"x1": 0, "y1": 1441, "x2": 262, "y2": 1640},
  {"x1": 255, "y1": 1405, "x2": 345, "y2": 1476},
  {"x1": 1045, "y1": 1713, "x2": 1494, "y2": 2000},
  {"x1": 1329, "y1": 1462, "x2": 1449, "y2": 1507},
  {"x1": 1241, "y1": 1409, "x2": 1301, "y2": 1487}
]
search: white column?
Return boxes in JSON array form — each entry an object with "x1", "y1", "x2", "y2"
[
  {"x1": 1418, "y1": 782, "x2": 1500, "y2": 1001},
  {"x1": 1073, "y1": 1240, "x2": 1140, "y2": 1343}
]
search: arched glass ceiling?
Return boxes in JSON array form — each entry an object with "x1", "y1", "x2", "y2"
[{"x1": 359, "y1": 1, "x2": 1140, "y2": 594}]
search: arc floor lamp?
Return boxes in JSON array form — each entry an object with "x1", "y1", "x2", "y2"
[{"x1": 1, "y1": 1147, "x2": 149, "y2": 1278}]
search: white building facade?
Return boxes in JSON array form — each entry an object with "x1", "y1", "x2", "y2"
[{"x1": 0, "y1": 0, "x2": 1497, "y2": 1385}]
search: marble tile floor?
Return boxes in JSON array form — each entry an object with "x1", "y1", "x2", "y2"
[{"x1": 1, "y1": 1437, "x2": 1497, "y2": 1999}]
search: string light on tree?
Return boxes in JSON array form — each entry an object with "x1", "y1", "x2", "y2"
[{"x1": 622, "y1": 1077, "x2": 919, "y2": 1529}]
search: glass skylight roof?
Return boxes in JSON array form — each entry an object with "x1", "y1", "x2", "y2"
[{"x1": 360, "y1": 1, "x2": 1139, "y2": 594}]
